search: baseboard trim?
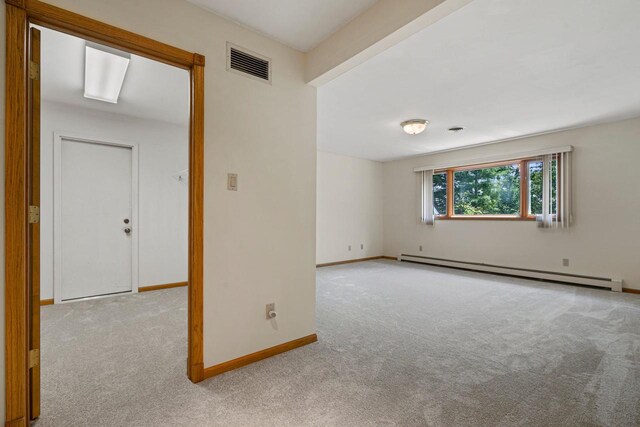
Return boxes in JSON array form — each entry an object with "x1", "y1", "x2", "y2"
[
  {"x1": 316, "y1": 256, "x2": 387, "y2": 268},
  {"x1": 203, "y1": 334, "x2": 318, "y2": 379},
  {"x1": 399, "y1": 254, "x2": 623, "y2": 292},
  {"x1": 139, "y1": 281, "x2": 188, "y2": 293},
  {"x1": 39, "y1": 283, "x2": 188, "y2": 305},
  {"x1": 623, "y1": 288, "x2": 640, "y2": 294}
]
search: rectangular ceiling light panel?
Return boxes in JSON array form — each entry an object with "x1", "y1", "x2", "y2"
[{"x1": 84, "y1": 44, "x2": 130, "y2": 104}]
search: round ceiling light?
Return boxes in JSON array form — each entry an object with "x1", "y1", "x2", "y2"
[{"x1": 401, "y1": 119, "x2": 429, "y2": 135}]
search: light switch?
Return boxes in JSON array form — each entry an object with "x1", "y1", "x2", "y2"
[{"x1": 227, "y1": 173, "x2": 238, "y2": 191}]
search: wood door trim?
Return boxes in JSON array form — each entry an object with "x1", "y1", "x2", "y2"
[
  {"x1": 5, "y1": 3, "x2": 29, "y2": 425},
  {"x1": 4, "y1": 418, "x2": 27, "y2": 427},
  {"x1": 13, "y1": 0, "x2": 197, "y2": 68},
  {"x1": 28, "y1": 25, "x2": 41, "y2": 420},
  {"x1": 4, "y1": 1, "x2": 206, "y2": 424},
  {"x1": 203, "y1": 334, "x2": 318, "y2": 379},
  {"x1": 188, "y1": 60, "x2": 205, "y2": 383}
]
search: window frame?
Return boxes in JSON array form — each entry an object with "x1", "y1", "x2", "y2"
[{"x1": 435, "y1": 157, "x2": 547, "y2": 221}]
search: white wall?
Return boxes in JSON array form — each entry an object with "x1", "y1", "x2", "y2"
[
  {"x1": 38, "y1": 0, "x2": 317, "y2": 370},
  {"x1": 1, "y1": 1, "x2": 316, "y2": 417},
  {"x1": 316, "y1": 151, "x2": 383, "y2": 264},
  {"x1": 40, "y1": 100, "x2": 189, "y2": 300},
  {"x1": 383, "y1": 117, "x2": 640, "y2": 291}
]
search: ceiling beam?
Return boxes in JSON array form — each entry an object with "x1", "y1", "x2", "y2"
[{"x1": 305, "y1": 0, "x2": 473, "y2": 86}]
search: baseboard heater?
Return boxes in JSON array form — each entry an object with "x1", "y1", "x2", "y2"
[{"x1": 398, "y1": 254, "x2": 623, "y2": 292}]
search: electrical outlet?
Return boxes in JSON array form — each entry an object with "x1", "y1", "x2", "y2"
[
  {"x1": 562, "y1": 258, "x2": 570, "y2": 267},
  {"x1": 227, "y1": 173, "x2": 238, "y2": 191},
  {"x1": 419, "y1": 245, "x2": 423, "y2": 252},
  {"x1": 360, "y1": 244, "x2": 364, "y2": 250},
  {"x1": 266, "y1": 303, "x2": 275, "y2": 320},
  {"x1": 348, "y1": 245, "x2": 351, "y2": 251}
]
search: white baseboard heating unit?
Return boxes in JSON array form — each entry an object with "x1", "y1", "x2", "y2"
[{"x1": 398, "y1": 254, "x2": 623, "y2": 292}]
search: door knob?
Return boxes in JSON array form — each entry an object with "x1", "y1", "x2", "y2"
[{"x1": 124, "y1": 228, "x2": 131, "y2": 234}]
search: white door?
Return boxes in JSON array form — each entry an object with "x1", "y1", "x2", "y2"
[{"x1": 56, "y1": 137, "x2": 136, "y2": 301}]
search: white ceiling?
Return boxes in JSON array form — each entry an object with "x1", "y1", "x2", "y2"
[
  {"x1": 318, "y1": 0, "x2": 640, "y2": 161},
  {"x1": 38, "y1": 26, "x2": 190, "y2": 126},
  {"x1": 186, "y1": 0, "x2": 379, "y2": 52}
]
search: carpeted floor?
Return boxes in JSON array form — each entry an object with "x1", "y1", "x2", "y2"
[{"x1": 36, "y1": 260, "x2": 640, "y2": 426}]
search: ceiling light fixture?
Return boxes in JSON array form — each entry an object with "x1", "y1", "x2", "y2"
[
  {"x1": 401, "y1": 119, "x2": 429, "y2": 135},
  {"x1": 448, "y1": 126, "x2": 465, "y2": 133},
  {"x1": 84, "y1": 43, "x2": 131, "y2": 104}
]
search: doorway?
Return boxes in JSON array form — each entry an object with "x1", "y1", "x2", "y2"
[
  {"x1": 37, "y1": 22, "x2": 188, "y2": 420},
  {"x1": 54, "y1": 135, "x2": 139, "y2": 302},
  {"x1": 4, "y1": 2, "x2": 205, "y2": 424}
]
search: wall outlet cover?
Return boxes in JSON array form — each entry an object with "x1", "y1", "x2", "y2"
[
  {"x1": 227, "y1": 173, "x2": 238, "y2": 191},
  {"x1": 266, "y1": 303, "x2": 275, "y2": 319}
]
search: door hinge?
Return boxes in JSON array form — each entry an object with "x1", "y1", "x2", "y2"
[
  {"x1": 29, "y1": 349, "x2": 40, "y2": 368},
  {"x1": 28, "y1": 205, "x2": 40, "y2": 224},
  {"x1": 29, "y1": 61, "x2": 40, "y2": 80}
]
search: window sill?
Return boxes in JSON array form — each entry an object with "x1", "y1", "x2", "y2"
[{"x1": 436, "y1": 216, "x2": 536, "y2": 221}]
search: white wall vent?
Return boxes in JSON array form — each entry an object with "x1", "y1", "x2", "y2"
[{"x1": 227, "y1": 42, "x2": 271, "y2": 84}]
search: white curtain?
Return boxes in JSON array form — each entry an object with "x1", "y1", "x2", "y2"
[
  {"x1": 419, "y1": 170, "x2": 435, "y2": 225},
  {"x1": 538, "y1": 151, "x2": 572, "y2": 228}
]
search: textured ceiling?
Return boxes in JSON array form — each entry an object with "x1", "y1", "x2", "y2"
[
  {"x1": 318, "y1": 0, "x2": 640, "y2": 161},
  {"x1": 187, "y1": 0, "x2": 379, "y2": 52}
]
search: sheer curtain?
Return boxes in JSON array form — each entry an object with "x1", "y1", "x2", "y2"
[
  {"x1": 419, "y1": 170, "x2": 435, "y2": 225},
  {"x1": 538, "y1": 150, "x2": 572, "y2": 228}
]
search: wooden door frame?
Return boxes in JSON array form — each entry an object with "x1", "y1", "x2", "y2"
[
  {"x1": 52, "y1": 133, "x2": 140, "y2": 303},
  {"x1": 4, "y1": 1, "x2": 206, "y2": 425}
]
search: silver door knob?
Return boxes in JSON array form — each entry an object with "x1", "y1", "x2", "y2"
[{"x1": 124, "y1": 228, "x2": 131, "y2": 234}]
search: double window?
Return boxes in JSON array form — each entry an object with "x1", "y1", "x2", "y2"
[
  {"x1": 422, "y1": 151, "x2": 571, "y2": 226},
  {"x1": 429, "y1": 157, "x2": 559, "y2": 220}
]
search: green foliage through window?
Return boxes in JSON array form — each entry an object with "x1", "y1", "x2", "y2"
[
  {"x1": 453, "y1": 164, "x2": 520, "y2": 215},
  {"x1": 429, "y1": 157, "x2": 560, "y2": 219},
  {"x1": 433, "y1": 173, "x2": 447, "y2": 215},
  {"x1": 528, "y1": 160, "x2": 556, "y2": 215}
]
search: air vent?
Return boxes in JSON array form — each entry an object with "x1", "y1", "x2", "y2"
[{"x1": 227, "y1": 43, "x2": 271, "y2": 84}]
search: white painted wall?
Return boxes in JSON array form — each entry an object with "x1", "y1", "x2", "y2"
[
  {"x1": 40, "y1": 101, "x2": 189, "y2": 300},
  {"x1": 316, "y1": 151, "x2": 383, "y2": 264},
  {"x1": 37, "y1": 0, "x2": 317, "y2": 371},
  {"x1": 383, "y1": 117, "x2": 640, "y2": 291},
  {"x1": 0, "y1": 1, "x2": 316, "y2": 418}
]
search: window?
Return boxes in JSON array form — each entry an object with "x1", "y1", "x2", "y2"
[
  {"x1": 433, "y1": 172, "x2": 447, "y2": 216},
  {"x1": 453, "y1": 163, "x2": 521, "y2": 216},
  {"x1": 419, "y1": 147, "x2": 572, "y2": 225},
  {"x1": 527, "y1": 159, "x2": 557, "y2": 216},
  {"x1": 428, "y1": 156, "x2": 560, "y2": 220}
]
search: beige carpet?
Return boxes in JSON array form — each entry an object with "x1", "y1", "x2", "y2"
[{"x1": 36, "y1": 260, "x2": 640, "y2": 426}]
